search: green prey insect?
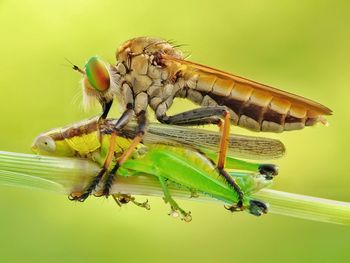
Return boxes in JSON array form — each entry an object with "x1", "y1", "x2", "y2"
[{"x1": 31, "y1": 117, "x2": 281, "y2": 220}]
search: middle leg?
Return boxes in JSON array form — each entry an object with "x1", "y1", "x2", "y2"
[{"x1": 112, "y1": 193, "x2": 150, "y2": 210}]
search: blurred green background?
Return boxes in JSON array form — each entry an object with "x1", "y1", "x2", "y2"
[{"x1": 0, "y1": 0, "x2": 349, "y2": 262}]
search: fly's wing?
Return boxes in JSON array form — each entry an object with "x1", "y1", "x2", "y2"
[
  {"x1": 122, "y1": 122, "x2": 285, "y2": 160},
  {"x1": 161, "y1": 54, "x2": 332, "y2": 132}
]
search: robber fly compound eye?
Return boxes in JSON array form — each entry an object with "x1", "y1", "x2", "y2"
[{"x1": 85, "y1": 56, "x2": 110, "y2": 92}]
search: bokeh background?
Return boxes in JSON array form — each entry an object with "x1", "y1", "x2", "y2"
[{"x1": 0, "y1": 0, "x2": 349, "y2": 262}]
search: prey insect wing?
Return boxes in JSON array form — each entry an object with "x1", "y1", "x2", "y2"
[{"x1": 116, "y1": 121, "x2": 286, "y2": 160}]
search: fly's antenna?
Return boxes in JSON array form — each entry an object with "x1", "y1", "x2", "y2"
[{"x1": 64, "y1": 57, "x2": 85, "y2": 75}]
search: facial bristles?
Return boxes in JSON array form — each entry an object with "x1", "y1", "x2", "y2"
[
  {"x1": 81, "y1": 78, "x2": 99, "y2": 111},
  {"x1": 81, "y1": 66, "x2": 122, "y2": 112}
]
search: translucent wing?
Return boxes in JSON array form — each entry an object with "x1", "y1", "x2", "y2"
[{"x1": 121, "y1": 122, "x2": 285, "y2": 160}]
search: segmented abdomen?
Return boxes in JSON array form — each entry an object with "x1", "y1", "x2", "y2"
[{"x1": 185, "y1": 74, "x2": 323, "y2": 133}]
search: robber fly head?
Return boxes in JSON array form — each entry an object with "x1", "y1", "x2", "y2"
[{"x1": 72, "y1": 56, "x2": 117, "y2": 110}]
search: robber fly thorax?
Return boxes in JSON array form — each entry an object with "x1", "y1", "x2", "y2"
[{"x1": 82, "y1": 36, "x2": 331, "y2": 133}]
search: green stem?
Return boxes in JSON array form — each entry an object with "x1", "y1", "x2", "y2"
[{"x1": 0, "y1": 151, "x2": 349, "y2": 225}]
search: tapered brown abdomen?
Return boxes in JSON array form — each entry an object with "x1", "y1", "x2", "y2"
[{"x1": 186, "y1": 73, "x2": 327, "y2": 133}]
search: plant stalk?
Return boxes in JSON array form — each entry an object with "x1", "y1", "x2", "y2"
[{"x1": 0, "y1": 151, "x2": 349, "y2": 225}]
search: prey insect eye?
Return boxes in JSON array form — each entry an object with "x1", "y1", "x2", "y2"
[
  {"x1": 31, "y1": 135, "x2": 56, "y2": 153},
  {"x1": 85, "y1": 56, "x2": 110, "y2": 92}
]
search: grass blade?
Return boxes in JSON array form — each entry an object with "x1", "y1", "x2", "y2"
[{"x1": 0, "y1": 151, "x2": 349, "y2": 225}]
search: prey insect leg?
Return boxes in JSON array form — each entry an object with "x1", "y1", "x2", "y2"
[
  {"x1": 248, "y1": 200, "x2": 268, "y2": 216},
  {"x1": 157, "y1": 106, "x2": 244, "y2": 210},
  {"x1": 112, "y1": 194, "x2": 150, "y2": 210},
  {"x1": 69, "y1": 133, "x2": 117, "y2": 202},
  {"x1": 158, "y1": 176, "x2": 192, "y2": 222}
]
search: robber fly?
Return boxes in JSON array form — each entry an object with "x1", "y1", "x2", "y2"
[{"x1": 71, "y1": 36, "x2": 331, "y2": 210}]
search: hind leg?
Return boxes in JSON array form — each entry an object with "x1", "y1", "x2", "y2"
[{"x1": 158, "y1": 106, "x2": 244, "y2": 210}]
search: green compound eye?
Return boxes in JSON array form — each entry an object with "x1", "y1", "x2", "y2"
[{"x1": 85, "y1": 56, "x2": 110, "y2": 92}]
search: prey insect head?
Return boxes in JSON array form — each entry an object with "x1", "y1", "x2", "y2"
[
  {"x1": 31, "y1": 133, "x2": 75, "y2": 157},
  {"x1": 31, "y1": 135, "x2": 56, "y2": 154}
]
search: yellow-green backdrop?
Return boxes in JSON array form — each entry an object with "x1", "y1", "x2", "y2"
[{"x1": 0, "y1": 0, "x2": 349, "y2": 262}]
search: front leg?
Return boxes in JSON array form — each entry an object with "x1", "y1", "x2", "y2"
[
  {"x1": 100, "y1": 99, "x2": 113, "y2": 120},
  {"x1": 69, "y1": 133, "x2": 117, "y2": 201},
  {"x1": 102, "y1": 110, "x2": 148, "y2": 196},
  {"x1": 69, "y1": 106, "x2": 134, "y2": 202},
  {"x1": 157, "y1": 106, "x2": 244, "y2": 211}
]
